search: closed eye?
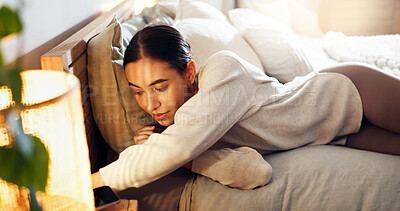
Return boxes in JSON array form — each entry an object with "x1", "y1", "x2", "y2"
[
  {"x1": 153, "y1": 86, "x2": 167, "y2": 93},
  {"x1": 133, "y1": 90, "x2": 143, "y2": 95}
]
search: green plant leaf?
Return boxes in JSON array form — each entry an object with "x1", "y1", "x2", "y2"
[
  {"x1": 0, "y1": 67, "x2": 7, "y2": 86},
  {"x1": 0, "y1": 135, "x2": 49, "y2": 192},
  {"x1": 0, "y1": 6, "x2": 23, "y2": 39},
  {"x1": 29, "y1": 135, "x2": 49, "y2": 192},
  {"x1": 6, "y1": 111, "x2": 33, "y2": 158},
  {"x1": 29, "y1": 186, "x2": 42, "y2": 211},
  {"x1": 0, "y1": 47, "x2": 3, "y2": 69},
  {"x1": 7, "y1": 67, "x2": 23, "y2": 107},
  {"x1": 0, "y1": 113, "x2": 49, "y2": 192},
  {"x1": 0, "y1": 144, "x2": 25, "y2": 186},
  {"x1": 0, "y1": 67, "x2": 23, "y2": 106},
  {"x1": 0, "y1": 4, "x2": 46, "y2": 210}
]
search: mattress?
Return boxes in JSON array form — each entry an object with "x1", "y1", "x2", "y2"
[{"x1": 179, "y1": 145, "x2": 400, "y2": 211}]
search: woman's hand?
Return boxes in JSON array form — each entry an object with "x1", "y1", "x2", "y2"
[
  {"x1": 134, "y1": 126, "x2": 156, "y2": 145},
  {"x1": 134, "y1": 125, "x2": 193, "y2": 170},
  {"x1": 91, "y1": 172, "x2": 105, "y2": 189}
]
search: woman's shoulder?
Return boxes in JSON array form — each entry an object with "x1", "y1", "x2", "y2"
[
  {"x1": 196, "y1": 51, "x2": 248, "y2": 85},
  {"x1": 205, "y1": 50, "x2": 243, "y2": 66},
  {"x1": 198, "y1": 50, "x2": 272, "y2": 85},
  {"x1": 198, "y1": 50, "x2": 249, "y2": 77}
]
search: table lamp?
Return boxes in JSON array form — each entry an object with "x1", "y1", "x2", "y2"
[{"x1": 0, "y1": 70, "x2": 94, "y2": 210}]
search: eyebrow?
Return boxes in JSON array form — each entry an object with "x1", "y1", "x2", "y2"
[{"x1": 128, "y1": 79, "x2": 169, "y2": 88}]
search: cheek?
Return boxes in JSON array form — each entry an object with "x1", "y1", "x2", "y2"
[
  {"x1": 160, "y1": 92, "x2": 175, "y2": 107},
  {"x1": 165, "y1": 86, "x2": 183, "y2": 107},
  {"x1": 135, "y1": 95, "x2": 148, "y2": 112},
  {"x1": 178, "y1": 84, "x2": 191, "y2": 105}
]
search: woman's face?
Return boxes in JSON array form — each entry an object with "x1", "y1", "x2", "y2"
[{"x1": 125, "y1": 57, "x2": 195, "y2": 126}]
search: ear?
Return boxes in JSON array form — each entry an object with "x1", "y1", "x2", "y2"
[{"x1": 186, "y1": 59, "x2": 196, "y2": 85}]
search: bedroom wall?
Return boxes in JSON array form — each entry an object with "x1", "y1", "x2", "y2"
[
  {"x1": 0, "y1": 0, "x2": 123, "y2": 69},
  {"x1": 1, "y1": 0, "x2": 234, "y2": 69},
  {"x1": 319, "y1": 0, "x2": 400, "y2": 35}
]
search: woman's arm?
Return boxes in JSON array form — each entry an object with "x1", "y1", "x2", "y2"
[
  {"x1": 129, "y1": 125, "x2": 271, "y2": 190},
  {"x1": 91, "y1": 172, "x2": 105, "y2": 189},
  {"x1": 92, "y1": 148, "x2": 271, "y2": 191},
  {"x1": 191, "y1": 147, "x2": 272, "y2": 190},
  {"x1": 99, "y1": 52, "x2": 259, "y2": 190}
]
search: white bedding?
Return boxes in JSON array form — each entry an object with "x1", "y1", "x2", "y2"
[
  {"x1": 234, "y1": 0, "x2": 400, "y2": 79},
  {"x1": 297, "y1": 35, "x2": 337, "y2": 71},
  {"x1": 322, "y1": 32, "x2": 400, "y2": 78},
  {"x1": 176, "y1": 1, "x2": 400, "y2": 210},
  {"x1": 297, "y1": 33, "x2": 400, "y2": 79},
  {"x1": 180, "y1": 145, "x2": 400, "y2": 211}
]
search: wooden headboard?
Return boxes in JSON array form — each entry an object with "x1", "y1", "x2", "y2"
[{"x1": 41, "y1": 0, "x2": 135, "y2": 172}]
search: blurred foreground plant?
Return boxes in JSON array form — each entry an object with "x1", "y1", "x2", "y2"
[{"x1": 0, "y1": 5, "x2": 49, "y2": 211}]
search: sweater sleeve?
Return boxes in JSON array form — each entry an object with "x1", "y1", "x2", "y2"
[
  {"x1": 192, "y1": 147, "x2": 272, "y2": 190},
  {"x1": 99, "y1": 51, "x2": 258, "y2": 190}
]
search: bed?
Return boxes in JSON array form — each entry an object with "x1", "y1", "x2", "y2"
[{"x1": 41, "y1": 0, "x2": 400, "y2": 210}]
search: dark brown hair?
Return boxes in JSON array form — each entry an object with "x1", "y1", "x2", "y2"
[{"x1": 123, "y1": 25, "x2": 192, "y2": 75}]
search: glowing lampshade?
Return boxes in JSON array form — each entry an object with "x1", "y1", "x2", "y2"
[{"x1": 0, "y1": 70, "x2": 94, "y2": 210}]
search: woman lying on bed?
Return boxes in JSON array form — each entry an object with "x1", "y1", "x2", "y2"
[{"x1": 91, "y1": 25, "x2": 400, "y2": 191}]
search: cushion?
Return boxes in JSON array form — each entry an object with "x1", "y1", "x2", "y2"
[
  {"x1": 156, "y1": 1, "x2": 179, "y2": 19},
  {"x1": 141, "y1": 3, "x2": 175, "y2": 25},
  {"x1": 289, "y1": 0, "x2": 323, "y2": 37},
  {"x1": 173, "y1": 18, "x2": 264, "y2": 74},
  {"x1": 229, "y1": 8, "x2": 314, "y2": 83},
  {"x1": 180, "y1": 145, "x2": 400, "y2": 210},
  {"x1": 237, "y1": 0, "x2": 323, "y2": 37},
  {"x1": 88, "y1": 17, "x2": 156, "y2": 153},
  {"x1": 87, "y1": 3, "x2": 176, "y2": 153},
  {"x1": 237, "y1": 0, "x2": 292, "y2": 28},
  {"x1": 175, "y1": 0, "x2": 227, "y2": 22}
]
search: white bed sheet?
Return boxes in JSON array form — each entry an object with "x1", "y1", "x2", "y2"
[
  {"x1": 298, "y1": 33, "x2": 400, "y2": 80},
  {"x1": 322, "y1": 32, "x2": 400, "y2": 78},
  {"x1": 297, "y1": 35, "x2": 337, "y2": 71}
]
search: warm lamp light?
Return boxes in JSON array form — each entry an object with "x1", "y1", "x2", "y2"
[{"x1": 0, "y1": 70, "x2": 94, "y2": 210}]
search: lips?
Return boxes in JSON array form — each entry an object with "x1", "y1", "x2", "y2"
[{"x1": 153, "y1": 111, "x2": 169, "y2": 121}]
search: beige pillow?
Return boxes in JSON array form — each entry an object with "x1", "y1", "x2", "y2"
[
  {"x1": 229, "y1": 8, "x2": 314, "y2": 83},
  {"x1": 175, "y1": 0, "x2": 227, "y2": 21},
  {"x1": 237, "y1": 0, "x2": 292, "y2": 28},
  {"x1": 173, "y1": 18, "x2": 264, "y2": 74},
  {"x1": 174, "y1": 0, "x2": 264, "y2": 73},
  {"x1": 289, "y1": 0, "x2": 323, "y2": 37},
  {"x1": 87, "y1": 18, "x2": 157, "y2": 153}
]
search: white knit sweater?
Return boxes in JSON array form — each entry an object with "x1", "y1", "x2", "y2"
[{"x1": 100, "y1": 51, "x2": 363, "y2": 190}]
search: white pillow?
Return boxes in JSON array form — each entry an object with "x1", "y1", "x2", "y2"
[
  {"x1": 237, "y1": 0, "x2": 323, "y2": 37},
  {"x1": 173, "y1": 18, "x2": 264, "y2": 73},
  {"x1": 237, "y1": 0, "x2": 292, "y2": 28},
  {"x1": 157, "y1": 1, "x2": 179, "y2": 19},
  {"x1": 289, "y1": 0, "x2": 323, "y2": 37},
  {"x1": 229, "y1": 8, "x2": 314, "y2": 83},
  {"x1": 175, "y1": 0, "x2": 227, "y2": 21}
]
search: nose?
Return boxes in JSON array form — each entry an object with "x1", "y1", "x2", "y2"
[{"x1": 147, "y1": 95, "x2": 161, "y2": 112}]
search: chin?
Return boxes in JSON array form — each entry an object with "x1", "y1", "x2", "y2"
[{"x1": 157, "y1": 119, "x2": 173, "y2": 127}]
